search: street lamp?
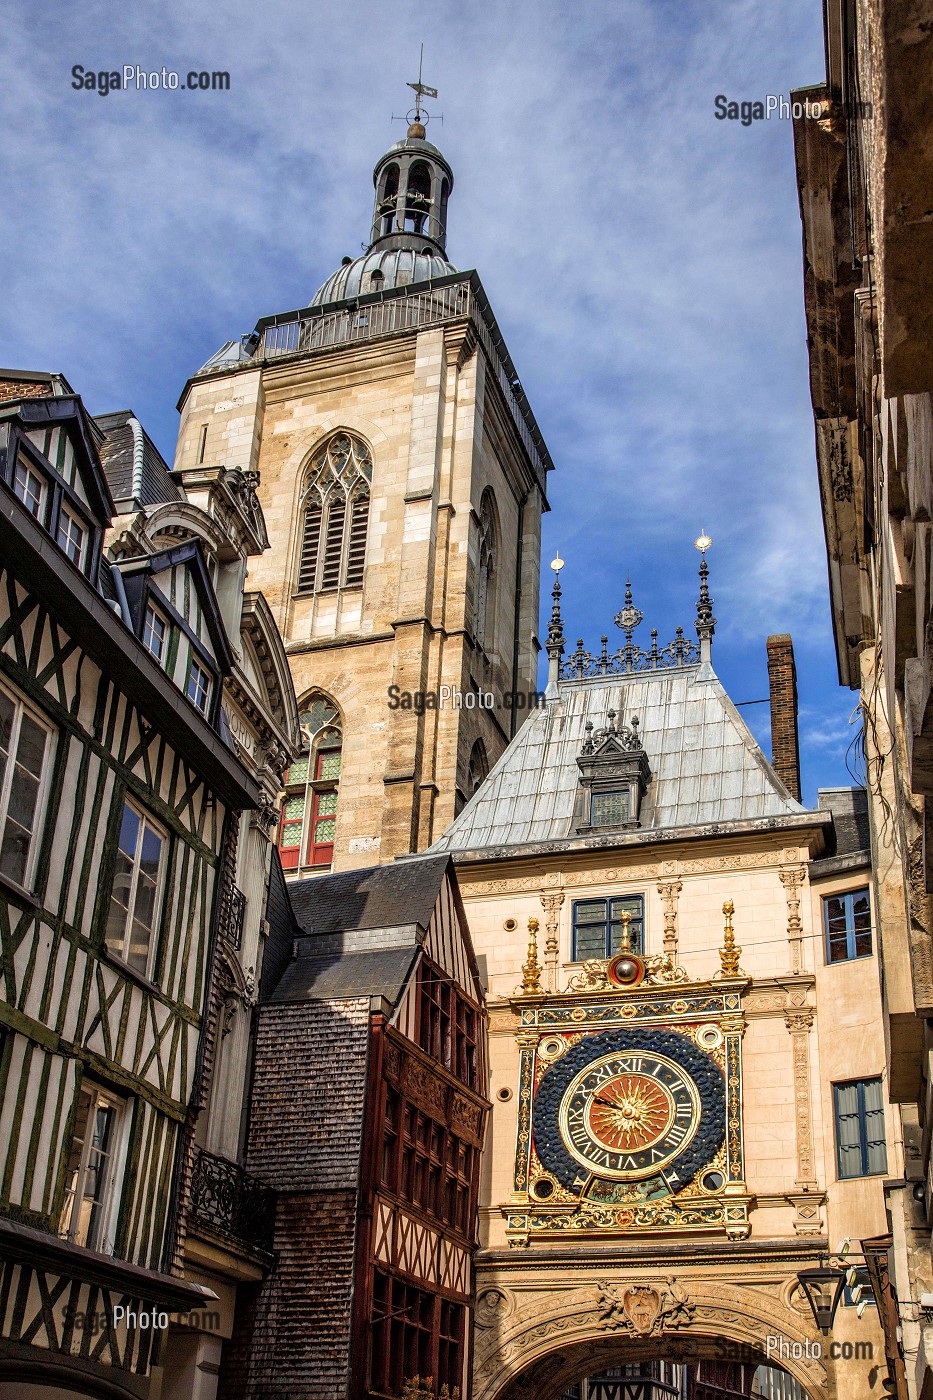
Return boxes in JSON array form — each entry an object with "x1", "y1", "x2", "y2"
[{"x1": 796, "y1": 1265, "x2": 847, "y2": 1335}]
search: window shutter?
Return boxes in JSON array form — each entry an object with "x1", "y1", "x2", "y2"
[
  {"x1": 298, "y1": 498, "x2": 322, "y2": 592},
  {"x1": 345, "y1": 492, "x2": 369, "y2": 587},
  {"x1": 320, "y1": 497, "x2": 346, "y2": 589}
]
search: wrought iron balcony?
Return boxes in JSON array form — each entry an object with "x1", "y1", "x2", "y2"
[
  {"x1": 189, "y1": 1147, "x2": 275, "y2": 1255},
  {"x1": 250, "y1": 273, "x2": 550, "y2": 486},
  {"x1": 218, "y1": 882, "x2": 246, "y2": 949}
]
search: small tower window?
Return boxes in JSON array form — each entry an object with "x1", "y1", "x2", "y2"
[{"x1": 296, "y1": 432, "x2": 372, "y2": 595}]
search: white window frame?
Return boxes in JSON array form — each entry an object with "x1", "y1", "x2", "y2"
[
  {"x1": 0, "y1": 677, "x2": 55, "y2": 891},
  {"x1": 12, "y1": 459, "x2": 46, "y2": 520},
  {"x1": 105, "y1": 797, "x2": 167, "y2": 978},
  {"x1": 58, "y1": 1083, "x2": 126, "y2": 1253},
  {"x1": 142, "y1": 603, "x2": 168, "y2": 665},
  {"x1": 186, "y1": 656, "x2": 212, "y2": 715},
  {"x1": 56, "y1": 502, "x2": 87, "y2": 569}
]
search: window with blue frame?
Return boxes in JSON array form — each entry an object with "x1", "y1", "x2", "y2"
[
  {"x1": 833, "y1": 1078, "x2": 887, "y2": 1179},
  {"x1": 841, "y1": 1265, "x2": 875, "y2": 1308},
  {"x1": 823, "y1": 888, "x2": 872, "y2": 963},
  {"x1": 572, "y1": 896, "x2": 644, "y2": 960}
]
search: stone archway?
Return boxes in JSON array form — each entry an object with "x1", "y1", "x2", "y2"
[{"x1": 472, "y1": 1276, "x2": 829, "y2": 1400}]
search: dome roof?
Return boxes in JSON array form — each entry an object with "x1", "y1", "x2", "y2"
[
  {"x1": 378, "y1": 133, "x2": 452, "y2": 167},
  {"x1": 310, "y1": 245, "x2": 457, "y2": 307}
]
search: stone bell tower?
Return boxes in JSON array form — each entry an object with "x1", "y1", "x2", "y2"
[{"x1": 173, "y1": 82, "x2": 553, "y2": 872}]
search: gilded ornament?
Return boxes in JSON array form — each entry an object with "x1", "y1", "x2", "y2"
[
  {"x1": 518, "y1": 917, "x2": 543, "y2": 994},
  {"x1": 717, "y1": 900, "x2": 744, "y2": 977}
]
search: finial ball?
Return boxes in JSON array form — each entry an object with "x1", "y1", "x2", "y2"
[
  {"x1": 550, "y1": 555, "x2": 564, "y2": 574},
  {"x1": 407, "y1": 120, "x2": 426, "y2": 139},
  {"x1": 695, "y1": 531, "x2": 713, "y2": 553}
]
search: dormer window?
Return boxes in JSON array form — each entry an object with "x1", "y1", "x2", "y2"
[
  {"x1": 56, "y1": 505, "x2": 87, "y2": 568},
  {"x1": 13, "y1": 461, "x2": 45, "y2": 519},
  {"x1": 143, "y1": 604, "x2": 167, "y2": 664},
  {"x1": 591, "y1": 790, "x2": 631, "y2": 827},
  {"x1": 186, "y1": 658, "x2": 212, "y2": 715},
  {"x1": 573, "y1": 709, "x2": 652, "y2": 834}
]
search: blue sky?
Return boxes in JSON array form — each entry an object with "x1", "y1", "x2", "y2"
[{"x1": 2, "y1": 0, "x2": 861, "y2": 802}]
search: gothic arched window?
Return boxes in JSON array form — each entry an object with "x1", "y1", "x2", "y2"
[
  {"x1": 296, "y1": 433, "x2": 372, "y2": 595},
  {"x1": 467, "y1": 738, "x2": 489, "y2": 797},
  {"x1": 473, "y1": 490, "x2": 498, "y2": 653},
  {"x1": 278, "y1": 694, "x2": 342, "y2": 870}
]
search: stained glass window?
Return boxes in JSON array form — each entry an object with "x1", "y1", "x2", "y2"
[{"x1": 278, "y1": 698, "x2": 342, "y2": 870}]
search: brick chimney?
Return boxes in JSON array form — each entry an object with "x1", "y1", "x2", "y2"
[{"x1": 766, "y1": 634, "x2": 802, "y2": 801}]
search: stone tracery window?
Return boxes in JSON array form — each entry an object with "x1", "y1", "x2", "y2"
[
  {"x1": 297, "y1": 433, "x2": 372, "y2": 595},
  {"x1": 473, "y1": 490, "x2": 497, "y2": 653},
  {"x1": 278, "y1": 694, "x2": 342, "y2": 870}
]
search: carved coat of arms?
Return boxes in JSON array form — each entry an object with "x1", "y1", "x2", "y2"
[{"x1": 597, "y1": 1277, "x2": 695, "y2": 1336}]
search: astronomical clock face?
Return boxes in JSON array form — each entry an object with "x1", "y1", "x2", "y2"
[
  {"x1": 561, "y1": 1049, "x2": 700, "y2": 1181},
  {"x1": 532, "y1": 1027, "x2": 727, "y2": 1204}
]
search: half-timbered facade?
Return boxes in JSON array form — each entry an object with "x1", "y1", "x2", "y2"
[
  {"x1": 93, "y1": 410, "x2": 302, "y2": 1400},
  {"x1": 223, "y1": 853, "x2": 488, "y2": 1400},
  {"x1": 0, "y1": 376, "x2": 297, "y2": 1400}
]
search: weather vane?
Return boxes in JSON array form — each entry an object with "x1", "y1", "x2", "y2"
[{"x1": 408, "y1": 44, "x2": 438, "y2": 123}]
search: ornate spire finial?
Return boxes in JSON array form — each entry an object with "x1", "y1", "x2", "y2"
[
  {"x1": 519, "y1": 917, "x2": 543, "y2": 994},
  {"x1": 613, "y1": 577, "x2": 644, "y2": 639},
  {"x1": 718, "y1": 899, "x2": 744, "y2": 977},
  {"x1": 545, "y1": 555, "x2": 566, "y2": 701},
  {"x1": 694, "y1": 533, "x2": 716, "y2": 663}
]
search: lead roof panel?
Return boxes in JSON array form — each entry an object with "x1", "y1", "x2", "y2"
[{"x1": 431, "y1": 664, "x2": 805, "y2": 854}]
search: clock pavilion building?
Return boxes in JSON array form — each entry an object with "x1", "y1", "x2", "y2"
[{"x1": 424, "y1": 559, "x2": 894, "y2": 1400}]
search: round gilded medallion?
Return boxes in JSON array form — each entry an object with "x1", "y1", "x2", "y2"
[{"x1": 607, "y1": 952, "x2": 645, "y2": 987}]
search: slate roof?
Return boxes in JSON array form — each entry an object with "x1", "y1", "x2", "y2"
[
  {"x1": 263, "y1": 854, "x2": 455, "y2": 1007},
  {"x1": 287, "y1": 853, "x2": 452, "y2": 937},
  {"x1": 431, "y1": 664, "x2": 812, "y2": 857},
  {"x1": 95, "y1": 410, "x2": 181, "y2": 510},
  {"x1": 270, "y1": 947, "x2": 420, "y2": 1006}
]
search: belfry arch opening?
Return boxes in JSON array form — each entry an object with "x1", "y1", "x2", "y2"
[
  {"x1": 405, "y1": 159, "x2": 433, "y2": 234},
  {"x1": 378, "y1": 161, "x2": 399, "y2": 236}
]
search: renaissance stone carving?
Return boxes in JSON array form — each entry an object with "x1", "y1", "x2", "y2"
[{"x1": 596, "y1": 1277, "x2": 695, "y2": 1335}]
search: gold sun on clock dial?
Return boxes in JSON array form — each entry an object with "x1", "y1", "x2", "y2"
[{"x1": 558, "y1": 1050, "x2": 701, "y2": 1181}]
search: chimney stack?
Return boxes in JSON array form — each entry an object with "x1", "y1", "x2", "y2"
[{"x1": 766, "y1": 634, "x2": 802, "y2": 801}]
